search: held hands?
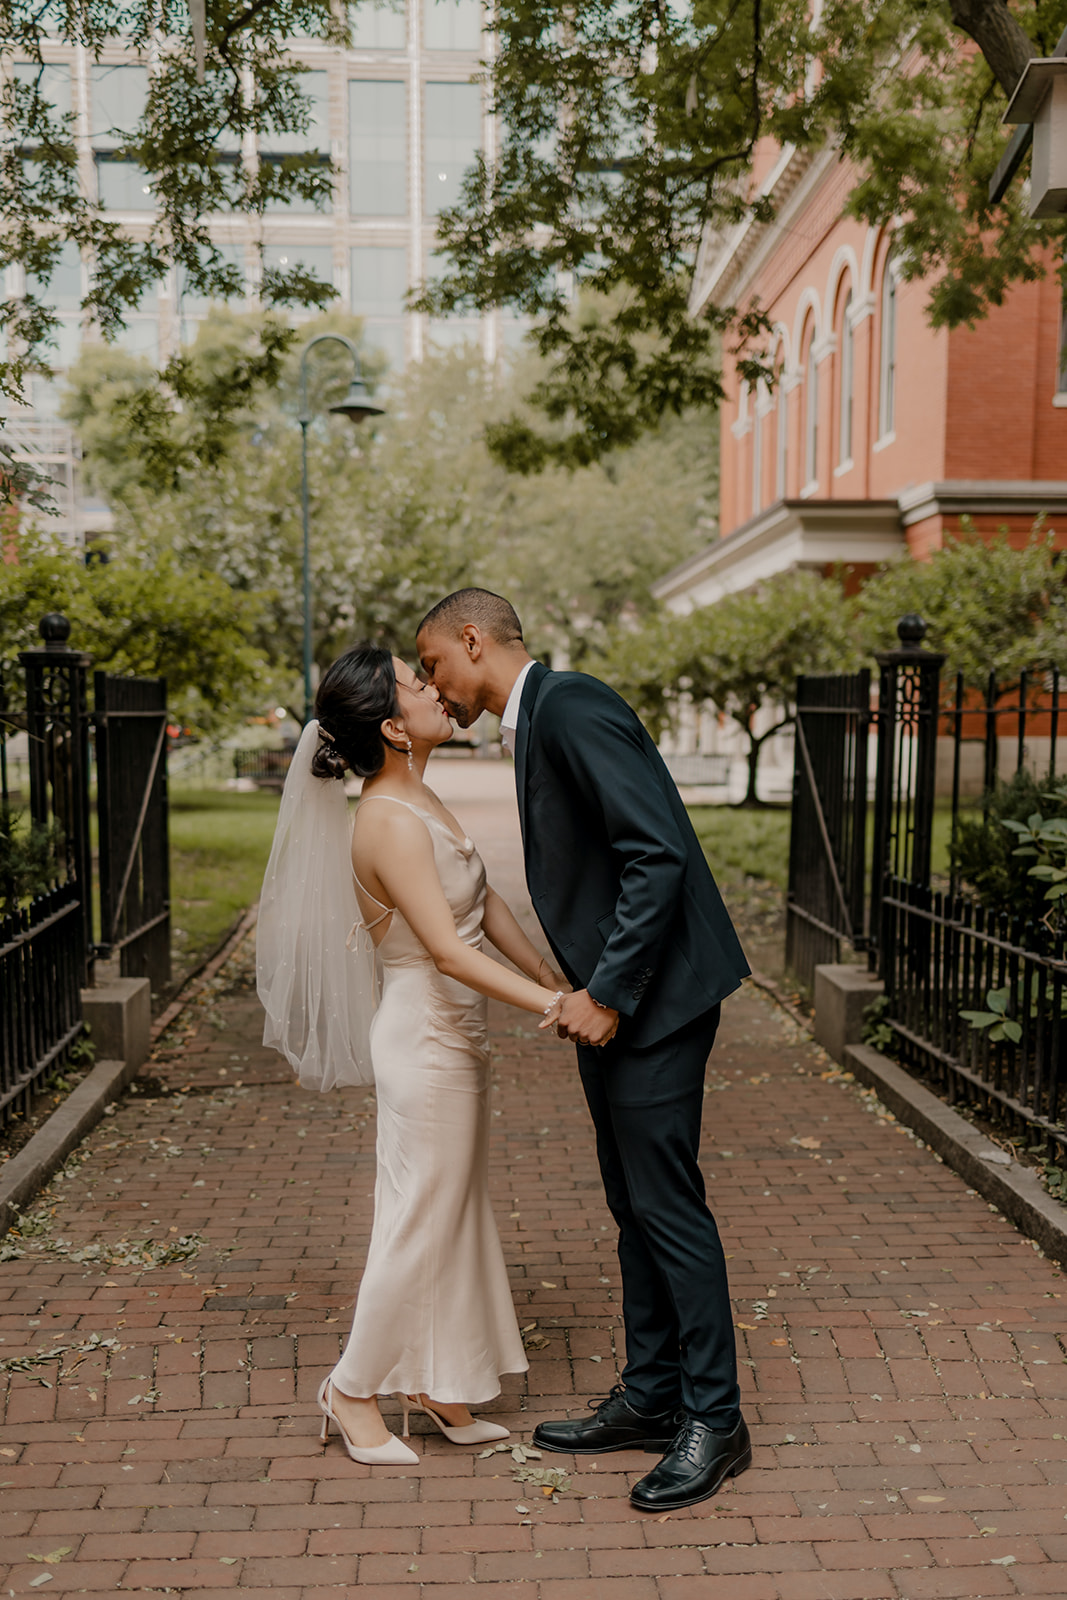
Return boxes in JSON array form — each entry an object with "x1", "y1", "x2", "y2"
[{"x1": 541, "y1": 989, "x2": 619, "y2": 1047}]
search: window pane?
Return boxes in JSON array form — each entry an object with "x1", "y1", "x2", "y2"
[
  {"x1": 350, "y1": 247, "x2": 407, "y2": 317},
  {"x1": 96, "y1": 158, "x2": 154, "y2": 209},
  {"x1": 263, "y1": 244, "x2": 335, "y2": 285},
  {"x1": 90, "y1": 64, "x2": 148, "y2": 148},
  {"x1": 423, "y1": 0, "x2": 482, "y2": 51},
  {"x1": 14, "y1": 61, "x2": 72, "y2": 120},
  {"x1": 349, "y1": 1, "x2": 406, "y2": 48},
  {"x1": 27, "y1": 240, "x2": 81, "y2": 312},
  {"x1": 349, "y1": 80, "x2": 407, "y2": 215},
  {"x1": 260, "y1": 70, "x2": 329, "y2": 154},
  {"x1": 424, "y1": 81, "x2": 481, "y2": 215}
]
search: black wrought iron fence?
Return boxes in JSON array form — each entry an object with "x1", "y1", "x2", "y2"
[
  {"x1": 234, "y1": 747, "x2": 294, "y2": 787},
  {"x1": 786, "y1": 669, "x2": 872, "y2": 986},
  {"x1": 95, "y1": 672, "x2": 170, "y2": 993},
  {"x1": 882, "y1": 878, "x2": 1067, "y2": 1163},
  {"x1": 1, "y1": 615, "x2": 171, "y2": 1133},
  {"x1": 0, "y1": 881, "x2": 84, "y2": 1126},
  {"x1": 787, "y1": 615, "x2": 1067, "y2": 1153}
]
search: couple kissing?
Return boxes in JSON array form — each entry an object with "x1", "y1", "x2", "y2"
[{"x1": 257, "y1": 587, "x2": 751, "y2": 1512}]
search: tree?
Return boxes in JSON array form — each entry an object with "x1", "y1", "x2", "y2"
[
  {"x1": 0, "y1": 525, "x2": 267, "y2": 733},
  {"x1": 60, "y1": 310, "x2": 716, "y2": 707},
  {"x1": 422, "y1": 0, "x2": 1067, "y2": 468},
  {"x1": 857, "y1": 524, "x2": 1067, "y2": 685},
  {"x1": 597, "y1": 570, "x2": 859, "y2": 806},
  {"x1": 1, "y1": 0, "x2": 346, "y2": 418}
]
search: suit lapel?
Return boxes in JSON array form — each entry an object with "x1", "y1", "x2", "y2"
[{"x1": 514, "y1": 661, "x2": 549, "y2": 847}]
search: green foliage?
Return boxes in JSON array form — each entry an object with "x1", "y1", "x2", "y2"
[
  {"x1": 596, "y1": 570, "x2": 858, "y2": 803},
  {"x1": 0, "y1": 525, "x2": 267, "y2": 733},
  {"x1": 60, "y1": 315, "x2": 715, "y2": 703},
  {"x1": 960, "y1": 984, "x2": 1023, "y2": 1044},
  {"x1": 861, "y1": 993, "x2": 896, "y2": 1054},
  {"x1": 952, "y1": 771, "x2": 1066, "y2": 925},
  {"x1": 1, "y1": 0, "x2": 348, "y2": 412},
  {"x1": 0, "y1": 809, "x2": 65, "y2": 918},
  {"x1": 858, "y1": 525, "x2": 1067, "y2": 685},
  {"x1": 66, "y1": 1027, "x2": 96, "y2": 1068},
  {"x1": 1001, "y1": 789, "x2": 1067, "y2": 929},
  {"x1": 423, "y1": 0, "x2": 1067, "y2": 465}
]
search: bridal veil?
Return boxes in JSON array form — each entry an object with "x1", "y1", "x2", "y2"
[{"x1": 256, "y1": 719, "x2": 377, "y2": 1091}]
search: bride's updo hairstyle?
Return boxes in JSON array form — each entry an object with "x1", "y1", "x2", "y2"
[{"x1": 311, "y1": 645, "x2": 402, "y2": 780}]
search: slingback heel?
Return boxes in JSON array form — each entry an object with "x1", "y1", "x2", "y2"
[
  {"x1": 317, "y1": 1379, "x2": 418, "y2": 1465},
  {"x1": 397, "y1": 1392, "x2": 510, "y2": 1445}
]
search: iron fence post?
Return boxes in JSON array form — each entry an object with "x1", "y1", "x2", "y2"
[
  {"x1": 871, "y1": 614, "x2": 945, "y2": 977},
  {"x1": 19, "y1": 614, "x2": 94, "y2": 985}
]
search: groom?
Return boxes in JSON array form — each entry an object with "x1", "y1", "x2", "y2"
[{"x1": 417, "y1": 588, "x2": 752, "y2": 1512}]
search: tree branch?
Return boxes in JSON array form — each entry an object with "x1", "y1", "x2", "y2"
[{"x1": 948, "y1": 0, "x2": 1035, "y2": 96}]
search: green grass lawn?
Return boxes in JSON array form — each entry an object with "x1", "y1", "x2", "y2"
[{"x1": 168, "y1": 789, "x2": 280, "y2": 980}]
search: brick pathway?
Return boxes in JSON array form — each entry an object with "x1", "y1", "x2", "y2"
[{"x1": 1, "y1": 774, "x2": 1065, "y2": 1599}]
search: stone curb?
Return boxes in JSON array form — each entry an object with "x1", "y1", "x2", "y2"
[
  {"x1": 0, "y1": 1056, "x2": 134, "y2": 1236},
  {"x1": 0, "y1": 903, "x2": 260, "y2": 1238},
  {"x1": 747, "y1": 969, "x2": 1067, "y2": 1270},
  {"x1": 844, "y1": 1042, "x2": 1067, "y2": 1270}
]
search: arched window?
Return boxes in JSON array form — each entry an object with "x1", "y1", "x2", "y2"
[
  {"x1": 879, "y1": 251, "x2": 897, "y2": 438},
  {"x1": 752, "y1": 386, "x2": 763, "y2": 515},
  {"x1": 838, "y1": 289, "x2": 853, "y2": 466},
  {"x1": 803, "y1": 331, "x2": 818, "y2": 487},
  {"x1": 775, "y1": 374, "x2": 788, "y2": 498}
]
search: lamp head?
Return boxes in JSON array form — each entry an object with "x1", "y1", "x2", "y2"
[{"x1": 329, "y1": 376, "x2": 386, "y2": 425}]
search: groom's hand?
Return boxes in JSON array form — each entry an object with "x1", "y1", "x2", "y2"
[{"x1": 555, "y1": 990, "x2": 619, "y2": 1047}]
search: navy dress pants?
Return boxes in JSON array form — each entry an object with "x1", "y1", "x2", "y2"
[{"x1": 575, "y1": 1004, "x2": 741, "y2": 1430}]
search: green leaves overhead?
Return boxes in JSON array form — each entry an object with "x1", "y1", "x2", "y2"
[
  {"x1": 423, "y1": 0, "x2": 1067, "y2": 465},
  {"x1": 1, "y1": 0, "x2": 343, "y2": 405}
]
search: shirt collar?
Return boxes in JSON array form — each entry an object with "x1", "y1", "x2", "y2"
[{"x1": 500, "y1": 659, "x2": 536, "y2": 734}]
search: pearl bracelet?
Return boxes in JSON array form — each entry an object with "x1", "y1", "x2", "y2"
[{"x1": 543, "y1": 990, "x2": 563, "y2": 1015}]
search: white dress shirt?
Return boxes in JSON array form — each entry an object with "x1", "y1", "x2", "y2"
[{"x1": 499, "y1": 659, "x2": 536, "y2": 758}]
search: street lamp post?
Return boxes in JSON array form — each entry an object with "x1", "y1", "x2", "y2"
[{"x1": 298, "y1": 332, "x2": 386, "y2": 723}]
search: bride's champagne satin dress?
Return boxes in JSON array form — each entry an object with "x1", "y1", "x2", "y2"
[{"x1": 329, "y1": 796, "x2": 529, "y2": 1405}]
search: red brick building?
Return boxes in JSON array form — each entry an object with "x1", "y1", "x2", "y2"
[{"x1": 654, "y1": 141, "x2": 1067, "y2": 613}]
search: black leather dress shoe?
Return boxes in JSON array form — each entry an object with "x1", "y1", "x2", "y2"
[
  {"x1": 532, "y1": 1385, "x2": 680, "y2": 1456},
  {"x1": 629, "y1": 1415, "x2": 751, "y2": 1511}
]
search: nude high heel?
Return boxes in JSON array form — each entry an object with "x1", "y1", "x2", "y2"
[
  {"x1": 396, "y1": 1392, "x2": 511, "y2": 1445},
  {"x1": 318, "y1": 1379, "x2": 418, "y2": 1465}
]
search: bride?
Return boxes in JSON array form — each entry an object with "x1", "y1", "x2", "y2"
[{"x1": 257, "y1": 644, "x2": 567, "y2": 1464}]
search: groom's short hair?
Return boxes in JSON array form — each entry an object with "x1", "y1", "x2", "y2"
[{"x1": 418, "y1": 588, "x2": 524, "y2": 647}]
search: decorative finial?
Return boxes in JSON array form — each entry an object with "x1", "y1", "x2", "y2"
[
  {"x1": 896, "y1": 613, "x2": 927, "y2": 648},
  {"x1": 39, "y1": 613, "x2": 71, "y2": 647}
]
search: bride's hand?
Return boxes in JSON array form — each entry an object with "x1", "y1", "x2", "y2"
[{"x1": 537, "y1": 990, "x2": 566, "y2": 1031}]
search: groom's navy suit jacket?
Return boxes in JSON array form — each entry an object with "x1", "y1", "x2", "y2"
[{"x1": 514, "y1": 663, "x2": 750, "y2": 1050}]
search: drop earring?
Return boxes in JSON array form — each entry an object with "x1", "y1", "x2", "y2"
[{"x1": 405, "y1": 735, "x2": 414, "y2": 773}]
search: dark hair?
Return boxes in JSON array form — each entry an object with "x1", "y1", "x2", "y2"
[
  {"x1": 417, "y1": 587, "x2": 524, "y2": 646},
  {"x1": 311, "y1": 645, "x2": 401, "y2": 780}
]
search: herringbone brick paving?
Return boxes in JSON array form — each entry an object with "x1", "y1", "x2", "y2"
[{"x1": 1, "y1": 780, "x2": 1065, "y2": 1597}]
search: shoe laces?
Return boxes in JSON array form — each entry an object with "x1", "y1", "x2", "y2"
[
  {"x1": 671, "y1": 1419, "x2": 706, "y2": 1466},
  {"x1": 587, "y1": 1383, "x2": 627, "y2": 1414}
]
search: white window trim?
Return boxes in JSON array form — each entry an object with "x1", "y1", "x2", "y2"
[
  {"x1": 833, "y1": 458, "x2": 854, "y2": 477},
  {"x1": 872, "y1": 430, "x2": 896, "y2": 453}
]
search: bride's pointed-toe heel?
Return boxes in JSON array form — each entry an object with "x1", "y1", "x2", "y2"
[
  {"x1": 317, "y1": 1379, "x2": 419, "y2": 1465},
  {"x1": 396, "y1": 1392, "x2": 510, "y2": 1446}
]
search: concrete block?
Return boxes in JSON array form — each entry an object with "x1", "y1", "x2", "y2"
[
  {"x1": 813, "y1": 963, "x2": 884, "y2": 1065},
  {"x1": 80, "y1": 977, "x2": 151, "y2": 1071}
]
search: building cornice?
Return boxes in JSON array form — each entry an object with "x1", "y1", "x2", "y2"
[
  {"x1": 689, "y1": 144, "x2": 838, "y2": 315},
  {"x1": 897, "y1": 480, "x2": 1067, "y2": 526},
  {"x1": 652, "y1": 498, "x2": 903, "y2": 612}
]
